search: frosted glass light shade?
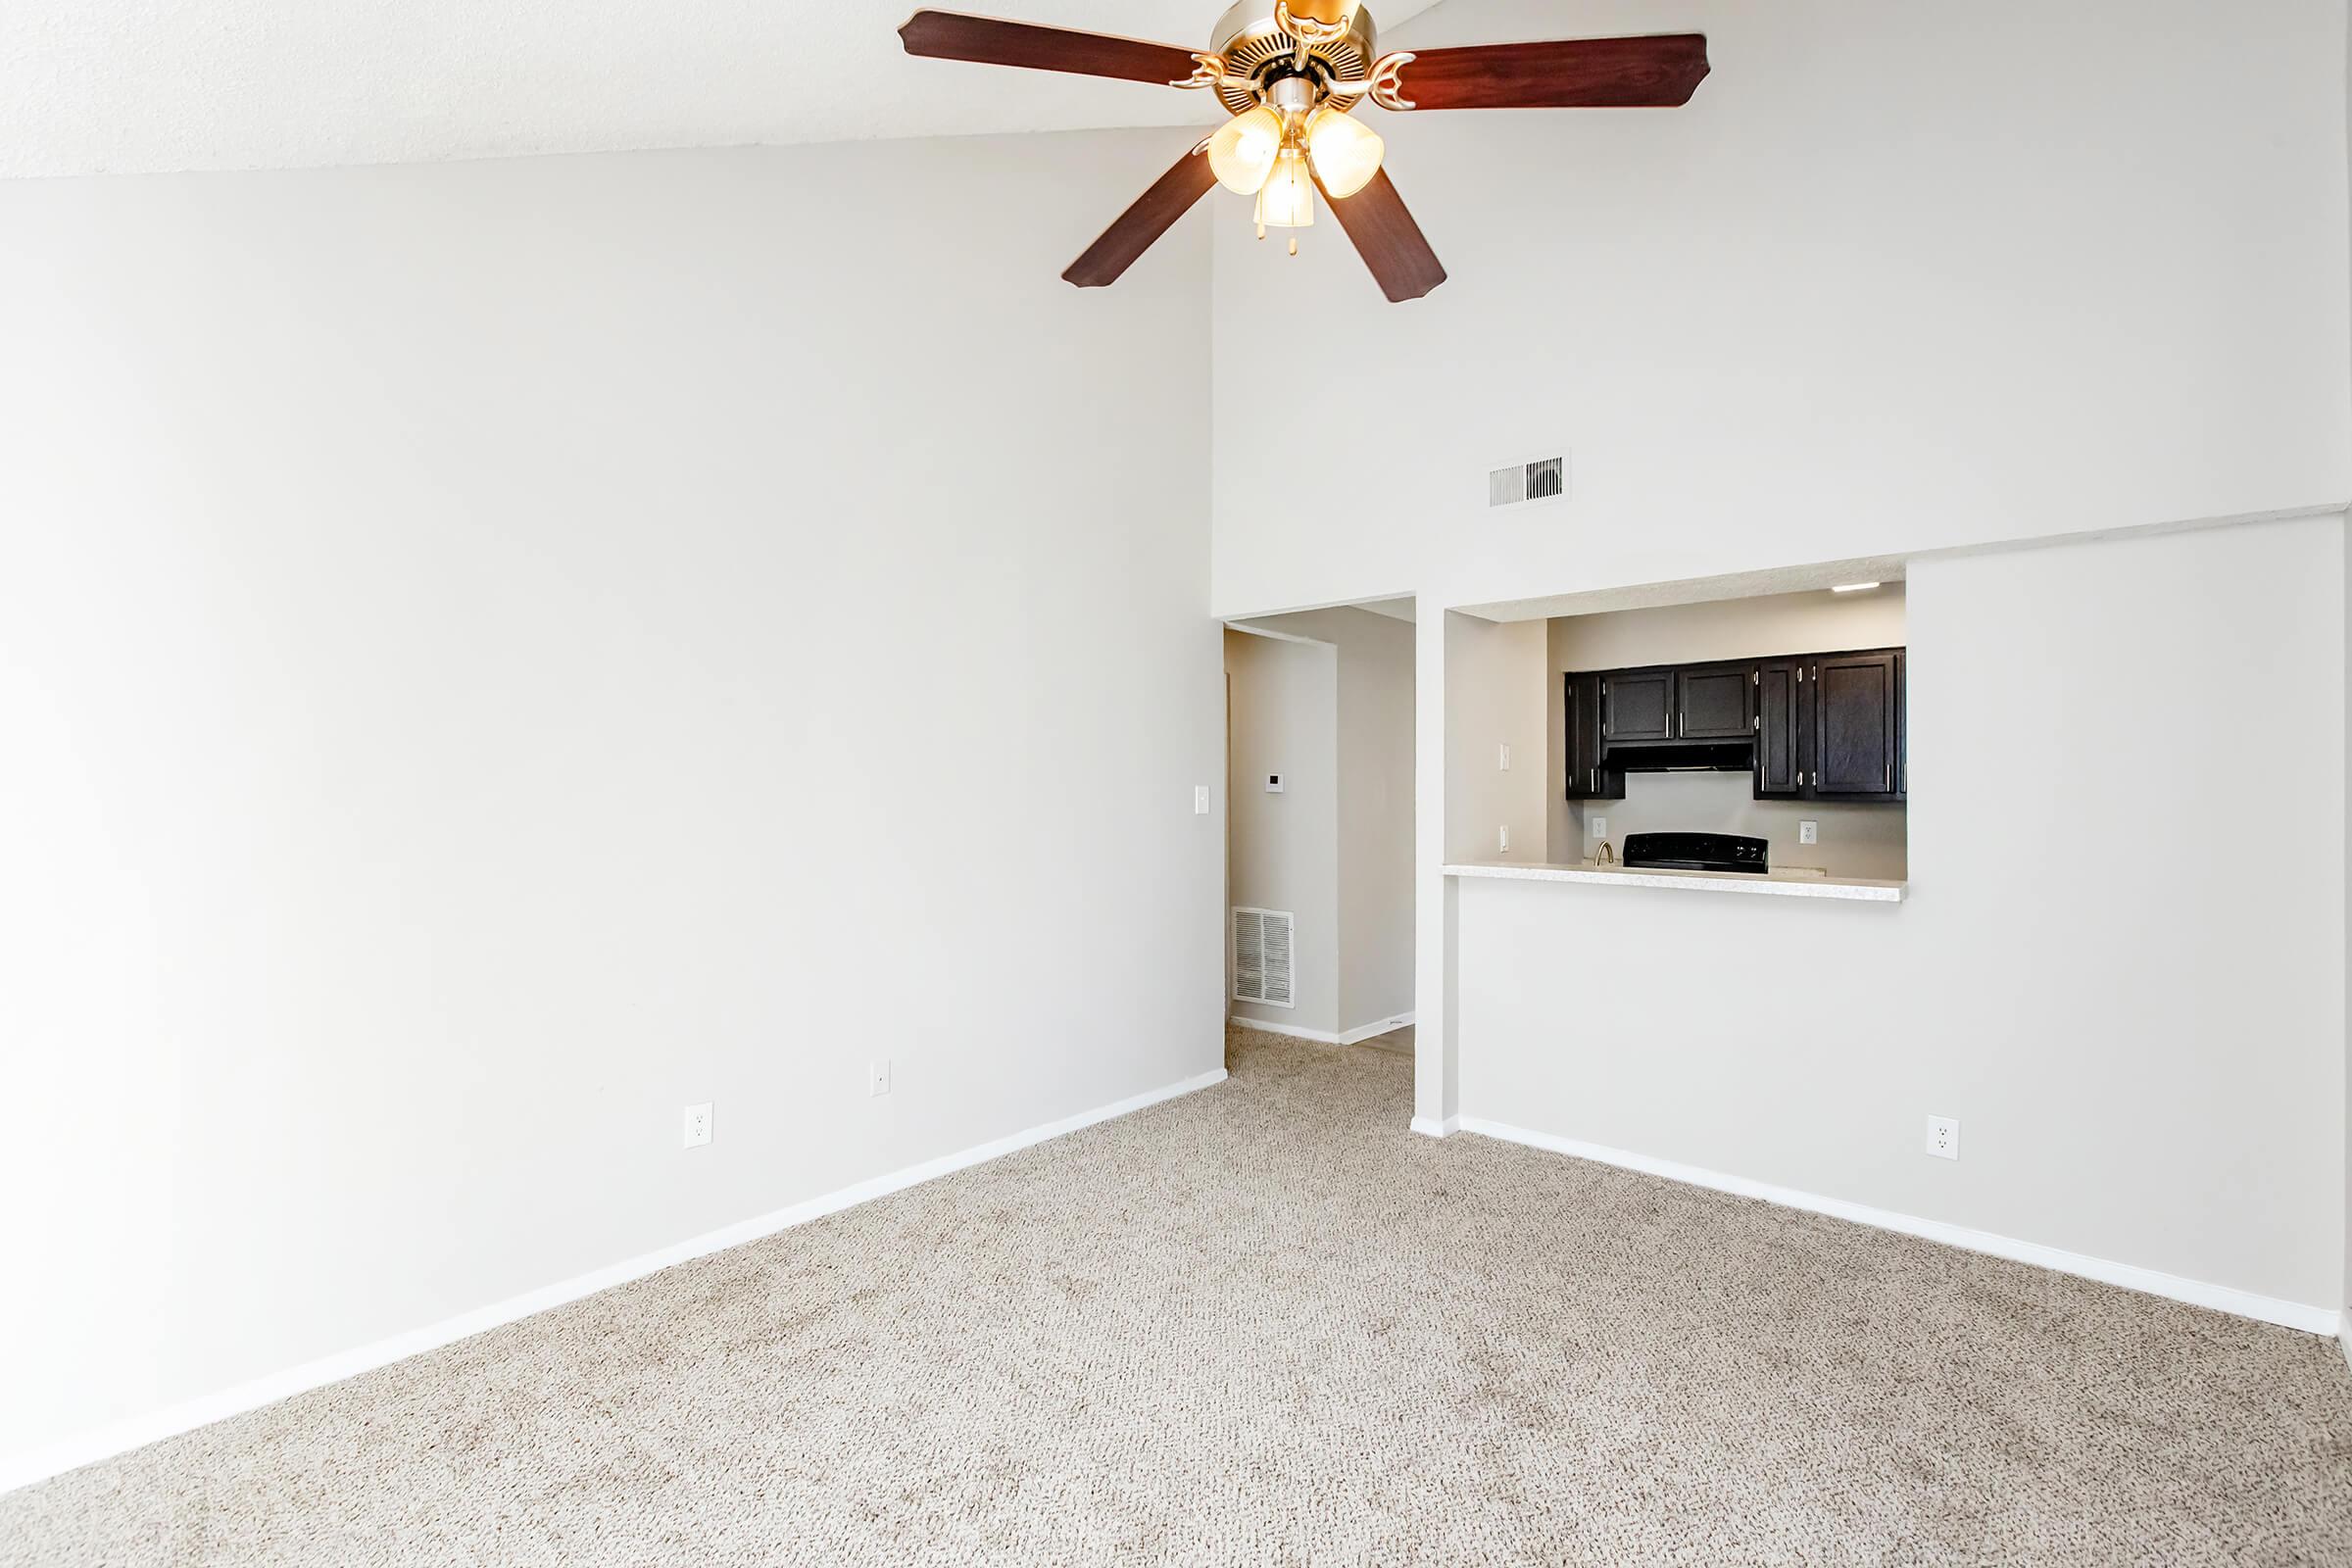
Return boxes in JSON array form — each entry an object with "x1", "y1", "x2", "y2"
[
  {"x1": 1304, "y1": 107, "x2": 1384, "y2": 198},
  {"x1": 1254, "y1": 151, "x2": 1316, "y2": 228},
  {"x1": 1208, "y1": 107, "x2": 1284, "y2": 195}
]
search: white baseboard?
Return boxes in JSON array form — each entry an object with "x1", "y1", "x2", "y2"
[
  {"x1": 1409, "y1": 1114, "x2": 1459, "y2": 1139},
  {"x1": 0, "y1": 1064, "x2": 1230, "y2": 1497},
  {"x1": 1228, "y1": 1014, "x2": 1339, "y2": 1044},
  {"x1": 1457, "y1": 1116, "x2": 2340, "y2": 1339},
  {"x1": 1340, "y1": 1012, "x2": 1416, "y2": 1047},
  {"x1": 1229, "y1": 1011, "x2": 1415, "y2": 1048}
]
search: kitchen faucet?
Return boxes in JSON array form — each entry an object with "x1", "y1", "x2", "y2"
[{"x1": 1594, "y1": 839, "x2": 1616, "y2": 865}]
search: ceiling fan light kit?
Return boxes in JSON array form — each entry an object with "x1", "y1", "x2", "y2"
[{"x1": 897, "y1": 1, "x2": 1710, "y2": 302}]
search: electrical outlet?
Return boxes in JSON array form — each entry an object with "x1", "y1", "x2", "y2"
[
  {"x1": 1194, "y1": 784, "x2": 1211, "y2": 815},
  {"x1": 1926, "y1": 1115, "x2": 1959, "y2": 1160},
  {"x1": 682, "y1": 1102, "x2": 711, "y2": 1149},
  {"x1": 1799, "y1": 820, "x2": 1818, "y2": 846},
  {"x1": 1498, "y1": 743, "x2": 1512, "y2": 771},
  {"x1": 1498, "y1": 824, "x2": 1510, "y2": 854},
  {"x1": 1590, "y1": 815, "x2": 1608, "y2": 842},
  {"x1": 868, "y1": 1059, "x2": 892, "y2": 1098}
]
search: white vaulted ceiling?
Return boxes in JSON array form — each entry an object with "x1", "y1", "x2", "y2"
[{"x1": 0, "y1": 0, "x2": 1444, "y2": 178}]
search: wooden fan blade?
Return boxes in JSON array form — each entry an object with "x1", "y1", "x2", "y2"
[
  {"x1": 1317, "y1": 169, "x2": 1446, "y2": 303},
  {"x1": 1388, "y1": 34, "x2": 1709, "y2": 111},
  {"x1": 899, "y1": 10, "x2": 1200, "y2": 86},
  {"x1": 1064, "y1": 143, "x2": 1218, "y2": 288}
]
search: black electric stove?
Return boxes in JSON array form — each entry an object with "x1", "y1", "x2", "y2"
[{"x1": 1620, "y1": 832, "x2": 1769, "y2": 874}]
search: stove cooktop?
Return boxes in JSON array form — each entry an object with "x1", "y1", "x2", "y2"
[{"x1": 1619, "y1": 831, "x2": 1769, "y2": 874}]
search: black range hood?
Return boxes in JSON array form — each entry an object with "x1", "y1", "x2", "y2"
[{"x1": 1610, "y1": 740, "x2": 1753, "y2": 773}]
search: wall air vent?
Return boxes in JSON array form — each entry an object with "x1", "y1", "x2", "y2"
[
  {"x1": 1488, "y1": 455, "x2": 1567, "y2": 508},
  {"x1": 1231, "y1": 907, "x2": 1295, "y2": 1007}
]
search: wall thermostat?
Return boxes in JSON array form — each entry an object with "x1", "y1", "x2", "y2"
[{"x1": 1264, "y1": 773, "x2": 1285, "y2": 793}]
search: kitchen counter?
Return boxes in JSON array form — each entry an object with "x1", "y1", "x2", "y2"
[{"x1": 1445, "y1": 859, "x2": 1906, "y2": 904}]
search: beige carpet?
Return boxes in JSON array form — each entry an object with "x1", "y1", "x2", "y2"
[{"x1": 7, "y1": 1026, "x2": 2350, "y2": 1566}]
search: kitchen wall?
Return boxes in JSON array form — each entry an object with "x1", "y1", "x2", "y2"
[
  {"x1": 1235, "y1": 607, "x2": 1416, "y2": 1037},
  {"x1": 1547, "y1": 587, "x2": 1909, "y2": 880},
  {"x1": 1567, "y1": 774, "x2": 1907, "y2": 883},
  {"x1": 1459, "y1": 515, "x2": 2347, "y2": 1316},
  {"x1": 1224, "y1": 627, "x2": 1341, "y2": 1035},
  {"x1": 0, "y1": 128, "x2": 1223, "y2": 1478},
  {"x1": 1445, "y1": 613, "x2": 1549, "y2": 864}
]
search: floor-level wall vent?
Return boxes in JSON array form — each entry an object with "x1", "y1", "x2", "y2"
[{"x1": 1231, "y1": 907, "x2": 1295, "y2": 1007}]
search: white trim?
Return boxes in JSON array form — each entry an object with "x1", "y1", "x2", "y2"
[
  {"x1": 1227, "y1": 1011, "x2": 1414, "y2": 1048},
  {"x1": 1456, "y1": 1116, "x2": 2340, "y2": 1338},
  {"x1": 1446, "y1": 860, "x2": 1905, "y2": 904},
  {"x1": 1409, "y1": 1114, "x2": 1459, "y2": 1139},
  {"x1": 0, "y1": 1064, "x2": 1230, "y2": 1496},
  {"x1": 1340, "y1": 1012, "x2": 1415, "y2": 1046},
  {"x1": 1221, "y1": 619, "x2": 1336, "y2": 648},
  {"x1": 1228, "y1": 1014, "x2": 1337, "y2": 1044}
]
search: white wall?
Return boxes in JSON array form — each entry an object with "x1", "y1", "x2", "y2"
[
  {"x1": 1444, "y1": 613, "x2": 1547, "y2": 863},
  {"x1": 1237, "y1": 608, "x2": 1416, "y2": 1035},
  {"x1": 2343, "y1": 9, "x2": 2352, "y2": 1358},
  {"x1": 1206, "y1": 0, "x2": 2351, "y2": 1320},
  {"x1": 1209, "y1": 0, "x2": 2352, "y2": 616},
  {"x1": 1224, "y1": 627, "x2": 1341, "y2": 1034},
  {"x1": 1459, "y1": 517, "x2": 2347, "y2": 1314},
  {"x1": 1546, "y1": 587, "x2": 1909, "y2": 880},
  {"x1": 0, "y1": 128, "x2": 1224, "y2": 1472}
]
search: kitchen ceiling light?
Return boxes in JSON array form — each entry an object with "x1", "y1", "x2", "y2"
[{"x1": 1830, "y1": 582, "x2": 1882, "y2": 593}]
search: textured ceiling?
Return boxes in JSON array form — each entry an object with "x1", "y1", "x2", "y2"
[{"x1": 0, "y1": 0, "x2": 1443, "y2": 178}]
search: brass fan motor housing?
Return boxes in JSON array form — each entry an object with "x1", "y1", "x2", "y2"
[{"x1": 1207, "y1": 1, "x2": 1379, "y2": 118}]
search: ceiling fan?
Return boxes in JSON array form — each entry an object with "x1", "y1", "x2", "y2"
[{"x1": 898, "y1": 1, "x2": 1709, "y2": 302}]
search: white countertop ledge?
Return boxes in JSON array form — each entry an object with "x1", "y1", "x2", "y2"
[{"x1": 1445, "y1": 860, "x2": 1907, "y2": 903}]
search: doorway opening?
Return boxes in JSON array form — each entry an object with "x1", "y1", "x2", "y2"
[{"x1": 1222, "y1": 597, "x2": 1416, "y2": 1056}]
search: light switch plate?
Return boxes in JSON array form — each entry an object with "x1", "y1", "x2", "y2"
[
  {"x1": 1194, "y1": 785, "x2": 1211, "y2": 815},
  {"x1": 1498, "y1": 743, "x2": 1511, "y2": 771},
  {"x1": 868, "y1": 1059, "x2": 892, "y2": 1098}
]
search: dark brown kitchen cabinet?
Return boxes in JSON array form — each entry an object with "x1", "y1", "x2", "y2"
[
  {"x1": 1564, "y1": 644, "x2": 1905, "y2": 807},
  {"x1": 1600, "y1": 670, "x2": 1673, "y2": 742},
  {"x1": 1753, "y1": 659, "x2": 1802, "y2": 798},
  {"x1": 1562, "y1": 672, "x2": 1623, "y2": 801},
  {"x1": 1676, "y1": 664, "x2": 1752, "y2": 740},
  {"x1": 1809, "y1": 650, "x2": 1902, "y2": 799}
]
